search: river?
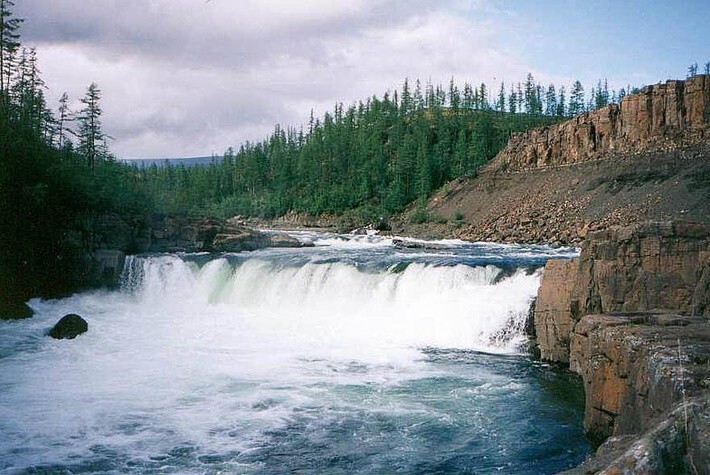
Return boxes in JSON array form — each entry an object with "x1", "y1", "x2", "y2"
[{"x1": 0, "y1": 232, "x2": 589, "y2": 473}]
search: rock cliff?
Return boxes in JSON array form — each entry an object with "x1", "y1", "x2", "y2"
[
  {"x1": 490, "y1": 75, "x2": 710, "y2": 172},
  {"x1": 403, "y1": 76, "x2": 710, "y2": 246},
  {"x1": 533, "y1": 221, "x2": 710, "y2": 472},
  {"x1": 535, "y1": 222, "x2": 710, "y2": 362}
]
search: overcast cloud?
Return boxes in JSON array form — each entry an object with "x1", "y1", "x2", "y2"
[{"x1": 14, "y1": 0, "x2": 709, "y2": 158}]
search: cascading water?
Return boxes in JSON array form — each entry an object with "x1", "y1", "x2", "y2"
[{"x1": 0, "y1": 234, "x2": 589, "y2": 474}]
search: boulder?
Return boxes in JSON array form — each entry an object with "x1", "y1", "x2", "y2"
[
  {"x1": 0, "y1": 300, "x2": 33, "y2": 320},
  {"x1": 48, "y1": 314, "x2": 88, "y2": 339},
  {"x1": 392, "y1": 239, "x2": 448, "y2": 250},
  {"x1": 148, "y1": 215, "x2": 272, "y2": 253},
  {"x1": 268, "y1": 233, "x2": 305, "y2": 248},
  {"x1": 212, "y1": 231, "x2": 270, "y2": 252}
]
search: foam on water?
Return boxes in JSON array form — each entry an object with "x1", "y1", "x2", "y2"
[{"x1": 0, "y1": 238, "x2": 587, "y2": 473}]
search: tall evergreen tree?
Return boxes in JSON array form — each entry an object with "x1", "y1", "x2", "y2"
[
  {"x1": 496, "y1": 82, "x2": 505, "y2": 112},
  {"x1": 508, "y1": 85, "x2": 517, "y2": 114},
  {"x1": 556, "y1": 86, "x2": 566, "y2": 117},
  {"x1": 0, "y1": 0, "x2": 21, "y2": 106},
  {"x1": 77, "y1": 83, "x2": 106, "y2": 170},
  {"x1": 569, "y1": 80, "x2": 585, "y2": 116},
  {"x1": 544, "y1": 84, "x2": 557, "y2": 116},
  {"x1": 56, "y1": 92, "x2": 70, "y2": 148}
]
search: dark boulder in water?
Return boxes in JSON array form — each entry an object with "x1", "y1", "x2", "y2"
[
  {"x1": 48, "y1": 314, "x2": 88, "y2": 340},
  {"x1": 0, "y1": 300, "x2": 33, "y2": 320}
]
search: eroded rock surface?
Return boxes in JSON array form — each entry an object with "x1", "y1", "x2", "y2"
[
  {"x1": 491, "y1": 75, "x2": 710, "y2": 172},
  {"x1": 535, "y1": 221, "x2": 710, "y2": 364},
  {"x1": 532, "y1": 221, "x2": 710, "y2": 472}
]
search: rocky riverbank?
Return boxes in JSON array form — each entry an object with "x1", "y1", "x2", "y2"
[{"x1": 533, "y1": 221, "x2": 709, "y2": 473}]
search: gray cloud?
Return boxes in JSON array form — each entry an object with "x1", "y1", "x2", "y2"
[{"x1": 15, "y1": 0, "x2": 530, "y2": 158}]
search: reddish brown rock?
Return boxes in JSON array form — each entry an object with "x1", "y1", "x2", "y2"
[
  {"x1": 533, "y1": 258, "x2": 581, "y2": 362},
  {"x1": 532, "y1": 221, "x2": 710, "y2": 471},
  {"x1": 534, "y1": 221, "x2": 710, "y2": 365},
  {"x1": 490, "y1": 75, "x2": 710, "y2": 172},
  {"x1": 577, "y1": 221, "x2": 710, "y2": 317}
]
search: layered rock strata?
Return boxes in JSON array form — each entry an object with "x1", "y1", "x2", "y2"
[
  {"x1": 533, "y1": 221, "x2": 710, "y2": 472},
  {"x1": 535, "y1": 221, "x2": 709, "y2": 362},
  {"x1": 490, "y1": 75, "x2": 710, "y2": 172}
]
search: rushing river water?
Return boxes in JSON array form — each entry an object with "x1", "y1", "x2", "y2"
[{"x1": 0, "y1": 232, "x2": 589, "y2": 474}]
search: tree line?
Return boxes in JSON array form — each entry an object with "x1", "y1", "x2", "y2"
[
  {"x1": 3, "y1": 0, "x2": 704, "y2": 308},
  {"x1": 134, "y1": 74, "x2": 632, "y2": 222}
]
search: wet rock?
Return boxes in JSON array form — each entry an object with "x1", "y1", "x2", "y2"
[
  {"x1": 0, "y1": 300, "x2": 33, "y2": 320},
  {"x1": 268, "y1": 232, "x2": 306, "y2": 248},
  {"x1": 532, "y1": 220, "x2": 710, "y2": 470},
  {"x1": 148, "y1": 215, "x2": 271, "y2": 253},
  {"x1": 48, "y1": 314, "x2": 88, "y2": 339},
  {"x1": 392, "y1": 239, "x2": 448, "y2": 250},
  {"x1": 533, "y1": 258, "x2": 581, "y2": 362},
  {"x1": 212, "y1": 231, "x2": 270, "y2": 252},
  {"x1": 535, "y1": 221, "x2": 710, "y2": 365}
]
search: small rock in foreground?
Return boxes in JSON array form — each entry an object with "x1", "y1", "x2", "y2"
[{"x1": 48, "y1": 314, "x2": 88, "y2": 340}]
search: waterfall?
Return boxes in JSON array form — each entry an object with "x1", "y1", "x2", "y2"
[{"x1": 120, "y1": 254, "x2": 540, "y2": 354}]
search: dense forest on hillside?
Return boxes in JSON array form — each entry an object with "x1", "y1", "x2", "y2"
[
  {"x1": 0, "y1": 0, "x2": 151, "y2": 311},
  {"x1": 135, "y1": 75, "x2": 630, "y2": 221}
]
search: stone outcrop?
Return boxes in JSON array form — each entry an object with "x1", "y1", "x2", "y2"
[
  {"x1": 532, "y1": 258, "x2": 581, "y2": 362},
  {"x1": 0, "y1": 300, "x2": 33, "y2": 320},
  {"x1": 533, "y1": 221, "x2": 710, "y2": 471},
  {"x1": 48, "y1": 314, "x2": 88, "y2": 339},
  {"x1": 570, "y1": 313, "x2": 709, "y2": 448},
  {"x1": 535, "y1": 221, "x2": 710, "y2": 362},
  {"x1": 143, "y1": 215, "x2": 309, "y2": 253},
  {"x1": 490, "y1": 75, "x2": 710, "y2": 172}
]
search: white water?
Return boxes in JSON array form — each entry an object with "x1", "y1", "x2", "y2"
[
  {"x1": 0, "y1": 240, "x2": 586, "y2": 473},
  {"x1": 120, "y1": 255, "x2": 539, "y2": 357}
]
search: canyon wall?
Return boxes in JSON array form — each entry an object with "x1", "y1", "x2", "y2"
[
  {"x1": 490, "y1": 75, "x2": 710, "y2": 172},
  {"x1": 534, "y1": 221, "x2": 710, "y2": 472},
  {"x1": 535, "y1": 222, "x2": 710, "y2": 364}
]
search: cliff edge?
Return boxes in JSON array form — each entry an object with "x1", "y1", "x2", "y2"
[
  {"x1": 534, "y1": 222, "x2": 710, "y2": 473},
  {"x1": 397, "y1": 75, "x2": 710, "y2": 244},
  {"x1": 489, "y1": 75, "x2": 710, "y2": 171}
]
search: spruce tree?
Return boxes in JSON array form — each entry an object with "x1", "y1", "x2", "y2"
[
  {"x1": 569, "y1": 80, "x2": 585, "y2": 116},
  {"x1": 545, "y1": 84, "x2": 557, "y2": 116},
  {"x1": 0, "y1": 0, "x2": 22, "y2": 109},
  {"x1": 496, "y1": 82, "x2": 505, "y2": 112},
  {"x1": 77, "y1": 83, "x2": 106, "y2": 171}
]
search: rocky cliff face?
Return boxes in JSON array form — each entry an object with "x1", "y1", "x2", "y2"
[
  {"x1": 490, "y1": 75, "x2": 710, "y2": 172},
  {"x1": 535, "y1": 221, "x2": 709, "y2": 362},
  {"x1": 533, "y1": 221, "x2": 710, "y2": 472}
]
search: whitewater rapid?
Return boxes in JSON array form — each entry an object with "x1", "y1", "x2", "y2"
[{"x1": 0, "y1": 234, "x2": 587, "y2": 473}]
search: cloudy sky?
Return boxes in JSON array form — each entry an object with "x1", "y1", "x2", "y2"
[{"x1": 14, "y1": 0, "x2": 710, "y2": 159}]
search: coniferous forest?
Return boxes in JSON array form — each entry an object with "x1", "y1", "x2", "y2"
[
  {"x1": 136, "y1": 76, "x2": 629, "y2": 221},
  {"x1": 0, "y1": 0, "x2": 150, "y2": 308}
]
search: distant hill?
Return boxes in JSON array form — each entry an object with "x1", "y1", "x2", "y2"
[{"x1": 120, "y1": 156, "x2": 218, "y2": 168}]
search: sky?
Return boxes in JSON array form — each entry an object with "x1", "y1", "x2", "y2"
[{"x1": 14, "y1": 0, "x2": 710, "y2": 159}]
